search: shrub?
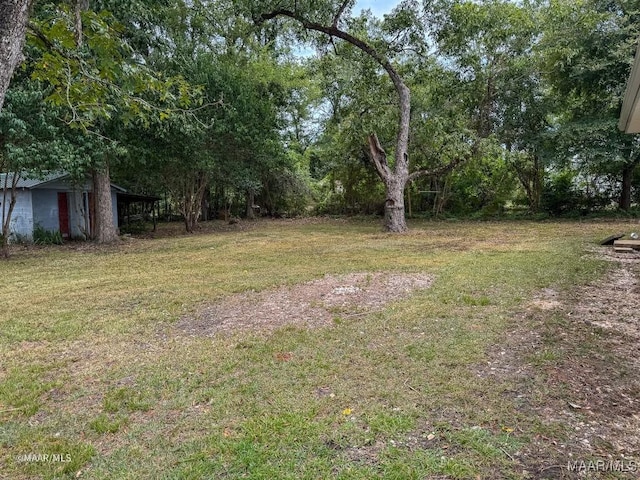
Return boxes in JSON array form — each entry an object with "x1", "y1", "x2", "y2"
[
  {"x1": 541, "y1": 170, "x2": 572, "y2": 215},
  {"x1": 33, "y1": 224, "x2": 63, "y2": 245}
]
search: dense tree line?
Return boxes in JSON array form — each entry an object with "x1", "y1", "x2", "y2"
[{"x1": 1, "y1": 0, "x2": 640, "y2": 246}]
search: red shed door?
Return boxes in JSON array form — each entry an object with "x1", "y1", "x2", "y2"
[{"x1": 58, "y1": 192, "x2": 70, "y2": 238}]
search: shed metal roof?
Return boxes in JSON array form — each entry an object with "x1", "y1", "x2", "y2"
[
  {"x1": 0, "y1": 172, "x2": 127, "y2": 192},
  {"x1": 0, "y1": 172, "x2": 69, "y2": 189},
  {"x1": 117, "y1": 192, "x2": 161, "y2": 202}
]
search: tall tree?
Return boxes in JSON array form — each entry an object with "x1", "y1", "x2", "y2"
[
  {"x1": 430, "y1": 0, "x2": 549, "y2": 212},
  {"x1": 541, "y1": 0, "x2": 640, "y2": 210},
  {"x1": 0, "y1": 77, "x2": 70, "y2": 256},
  {"x1": 255, "y1": 0, "x2": 439, "y2": 232},
  {"x1": 77, "y1": 0, "x2": 118, "y2": 243}
]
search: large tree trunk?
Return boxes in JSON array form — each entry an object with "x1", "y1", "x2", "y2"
[
  {"x1": 619, "y1": 162, "x2": 636, "y2": 211},
  {"x1": 79, "y1": 5, "x2": 118, "y2": 244},
  {"x1": 184, "y1": 210, "x2": 197, "y2": 232},
  {"x1": 368, "y1": 129, "x2": 410, "y2": 232},
  {"x1": 0, "y1": 0, "x2": 31, "y2": 112},
  {"x1": 245, "y1": 190, "x2": 256, "y2": 219},
  {"x1": 384, "y1": 177, "x2": 408, "y2": 232},
  {"x1": 92, "y1": 165, "x2": 118, "y2": 243}
]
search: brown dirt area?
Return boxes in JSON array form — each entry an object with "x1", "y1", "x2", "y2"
[
  {"x1": 176, "y1": 272, "x2": 434, "y2": 336},
  {"x1": 475, "y1": 247, "x2": 640, "y2": 479}
]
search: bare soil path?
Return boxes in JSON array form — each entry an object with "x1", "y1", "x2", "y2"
[{"x1": 476, "y1": 248, "x2": 640, "y2": 479}]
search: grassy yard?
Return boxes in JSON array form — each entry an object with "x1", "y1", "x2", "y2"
[{"x1": 0, "y1": 218, "x2": 638, "y2": 479}]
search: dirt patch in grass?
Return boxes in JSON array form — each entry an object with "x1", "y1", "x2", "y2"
[
  {"x1": 177, "y1": 272, "x2": 434, "y2": 336},
  {"x1": 474, "y1": 248, "x2": 640, "y2": 478}
]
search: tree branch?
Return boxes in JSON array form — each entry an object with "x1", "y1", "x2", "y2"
[
  {"x1": 28, "y1": 22, "x2": 221, "y2": 128},
  {"x1": 368, "y1": 133, "x2": 391, "y2": 180},
  {"x1": 330, "y1": 37, "x2": 339, "y2": 55},
  {"x1": 28, "y1": 22, "x2": 60, "y2": 54},
  {"x1": 259, "y1": 9, "x2": 407, "y2": 98},
  {"x1": 408, "y1": 157, "x2": 464, "y2": 183},
  {"x1": 407, "y1": 143, "x2": 478, "y2": 183},
  {"x1": 333, "y1": 0, "x2": 351, "y2": 28},
  {"x1": 259, "y1": 8, "x2": 411, "y2": 178}
]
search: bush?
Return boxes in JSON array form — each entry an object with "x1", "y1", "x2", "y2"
[
  {"x1": 313, "y1": 169, "x2": 385, "y2": 216},
  {"x1": 33, "y1": 225, "x2": 63, "y2": 245},
  {"x1": 119, "y1": 221, "x2": 149, "y2": 235},
  {"x1": 541, "y1": 170, "x2": 582, "y2": 215}
]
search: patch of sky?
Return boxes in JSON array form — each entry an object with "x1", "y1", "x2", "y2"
[
  {"x1": 354, "y1": 0, "x2": 401, "y2": 18},
  {"x1": 292, "y1": 0, "x2": 402, "y2": 58}
]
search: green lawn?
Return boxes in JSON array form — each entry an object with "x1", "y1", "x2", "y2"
[{"x1": 0, "y1": 218, "x2": 635, "y2": 479}]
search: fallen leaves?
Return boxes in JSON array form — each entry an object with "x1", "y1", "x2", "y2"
[{"x1": 274, "y1": 352, "x2": 293, "y2": 362}]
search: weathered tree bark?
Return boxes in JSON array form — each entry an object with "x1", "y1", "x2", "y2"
[
  {"x1": 184, "y1": 207, "x2": 197, "y2": 232},
  {"x1": 245, "y1": 190, "x2": 256, "y2": 219},
  {"x1": 619, "y1": 161, "x2": 637, "y2": 211},
  {"x1": 0, "y1": 0, "x2": 32, "y2": 112},
  {"x1": 367, "y1": 132, "x2": 409, "y2": 231},
  {"x1": 74, "y1": 0, "x2": 89, "y2": 47},
  {"x1": 92, "y1": 165, "x2": 119, "y2": 243}
]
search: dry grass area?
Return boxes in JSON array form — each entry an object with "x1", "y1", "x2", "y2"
[{"x1": 0, "y1": 218, "x2": 639, "y2": 479}]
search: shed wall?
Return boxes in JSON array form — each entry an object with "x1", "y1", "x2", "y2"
[
  {"x1": 31, "y1": 189, "x2": 59, "y2": 232},
  {"x1": 1, "y1": 190, "x2": 33, "y2": 240}
]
